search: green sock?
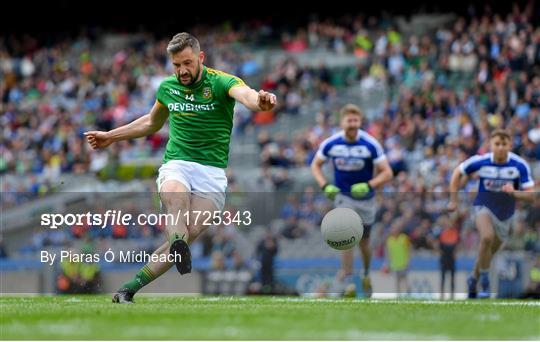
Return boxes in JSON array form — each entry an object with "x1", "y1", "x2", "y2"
[{"x1": 121, "y1": 265, "x2": 156, "y2": 293}]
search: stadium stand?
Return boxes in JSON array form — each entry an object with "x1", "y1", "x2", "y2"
[{"x1": 2, "y1": 2, "x2": 539, "y2": 297}]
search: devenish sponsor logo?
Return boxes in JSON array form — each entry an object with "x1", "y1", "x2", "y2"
[{"x1": 167, "y1": 102, "x2": 216, "y2": 112}]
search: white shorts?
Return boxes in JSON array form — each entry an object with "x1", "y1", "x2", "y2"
[
  {"x1": 157, "y1": 160, "x2": 227, "y2": 211},
  {"x1": 334, "y1": 194, "x2": 377, "y2": 226},
  {"x1": 472, "y1": 206, "x2": 513, "y2": 240}
]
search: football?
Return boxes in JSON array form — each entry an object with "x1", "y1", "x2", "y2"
[{"x1": 321, "y1": 208, "x2": 364, "y2": 250}]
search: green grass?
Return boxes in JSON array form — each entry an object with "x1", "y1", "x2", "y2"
[{"x1": 1, "y1": 296, "x2": 539, "y2": 340}]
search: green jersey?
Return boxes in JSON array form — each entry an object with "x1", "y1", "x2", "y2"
[{"x1": 156, "y1": 66, "x2": 246, "y2": 168}]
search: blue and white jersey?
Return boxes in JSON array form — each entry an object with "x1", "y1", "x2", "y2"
[
  {"x1": 316, "y1": 130, "x2": 386, "y2": 200},
  {"x1": 459, "y1": 152, "x2": 534, "y2": 221}
]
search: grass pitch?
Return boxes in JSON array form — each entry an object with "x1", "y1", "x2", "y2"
[{"x1": 1, "y1": 296, "x2": 539, "y2": 340}]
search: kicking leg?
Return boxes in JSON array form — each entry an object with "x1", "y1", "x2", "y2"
[
  {"x1": 113, "y1": 180, "x2": 189, "y2": 303},
  {"x1": 159, "y1": 180, "x2": 192, "y2": 275},
  {"x1": 138, "y1": 200, "x2": 225, "y2": 280},
  {"x1": 113, "y1": 241, "x2": 173, "y2": 303},
  {"x1": 159, "y1": 180, "x2": 191, "y2": 242},
  {"x1": 113, "y1": 181, "x2": 191, "y2": 303},
  {"x1": 113, "y1": 190, "x2": 218, "y2": 303},
  {"x1": 185, "y1": 194, "x2": 219, "y2": 244}
]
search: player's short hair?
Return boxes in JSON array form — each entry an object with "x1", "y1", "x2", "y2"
[
  {"x1": 167, "y1": 32, "x2": 200, "y2": 54},
  {"x1": 339, "y1": 104, "x2": 363, "y2": 120},
  {"x1": 490, "y1": 128, "x2": 511, "y2": 141}
]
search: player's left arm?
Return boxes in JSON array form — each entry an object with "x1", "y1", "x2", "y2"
[
  {"x1": 368, "y1": 158, "x2": 394, "y2": 189},
  {"x1": 502, "y1": 162, "x2": 536, "y2": 202},
  {"x1": 352, "y1": 158, "x2": 393, "y2": 198},
  {"x1": 351, "y1": 142, "x2": 393, "y2": 198},
  {"x1": 229, "y1": 85, "x2": 277, "y2": 112},
  {"x1": 502, "y1": 184, "x2": 536, "y2": 202}
]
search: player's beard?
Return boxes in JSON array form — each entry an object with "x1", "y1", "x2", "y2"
[
  {"x1": 344, "y1": 127, "x2": 358, "y2": 141},
  {"x1": 177, "y1": 62, "x2": 202, "y2": 86}
]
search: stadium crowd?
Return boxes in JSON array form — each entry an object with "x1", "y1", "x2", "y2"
[{"x1": 2, "y1": 3, "x2": 540, "y2": 275}]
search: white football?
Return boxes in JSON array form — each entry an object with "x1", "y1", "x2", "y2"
[{"x1": 321, "y1": 208, "x2": 364, "y2": 250}]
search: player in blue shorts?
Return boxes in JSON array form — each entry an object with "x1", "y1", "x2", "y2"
[
  {"x1": 449, "y1": 129, "x2": 535, "y2": 299},
  {"x1": 311, "y1": 104, "x2": 393, "y2": 297}
]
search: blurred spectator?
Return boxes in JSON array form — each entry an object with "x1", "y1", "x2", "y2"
[
  {"x1": 56, "y1": 245, "x2": 101, "y2": 294},
  {"x1": 410, "y1": 218, "x2": 433, "y2": 250},
  {"x1": 0, "y1": 236, "x2": 8, "y2": 259},
  {"x1": 210, "y1": 229, "x2": 236, "y2": 258},
  {"x1": 281, "y1": 216, "x2": 304, "y2": 239},
  {"x1": 520, "y1": 254, "x2": 540, "y2": 299},
  {"x1": 231, "y1": 250, "x2": 249, "y2": 271},
  {"x1": 432, "y1": 215, "x2": 460, "y2": 300},
  {"x1": 256, "y1": 231, "x2": 279, "y2": 293},
  {"x1": 210, "y1": 251, "x2": 226, "y2": 271},
  {"x1": 525, "y1": 200, "x2": 540, "y2": 230},
  {"x1": 280, "y1": 194, "x2": 300, "y2": 220},
  {"x1": 386, "y1": 220, "x2": 411, "y2": 295}
]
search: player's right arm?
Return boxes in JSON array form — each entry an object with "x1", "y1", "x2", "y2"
[
  {"x1": 311, "y1": 138, "x2": 340, "y2": 199},
  {"x1": 448, "y1": 167, "x2": 464, "y2": 211},
  {"x1": 448, "y1": 155, "x2": 482, "y2": 211},
  {"x1": 311, "y1": 155, "x2": 340, "y2": 200},
  {"x1": 311, "y1": 156, "x2": 328, "y2": 189},
  {"x1": 85, "y1": 101, "x2": 168, "y2": 149}
]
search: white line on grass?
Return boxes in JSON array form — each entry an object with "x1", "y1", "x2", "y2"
[{"x1": 270, "y1": 297, "x2": 540, "y2": 306}]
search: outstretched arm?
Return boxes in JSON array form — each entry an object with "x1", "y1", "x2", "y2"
[
  {"x1": 229, "y1": 85, "x2": 277, "y2": 112},
  {"x1": 85, "y1": 101, "x2": 169, "y2": 149}
]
